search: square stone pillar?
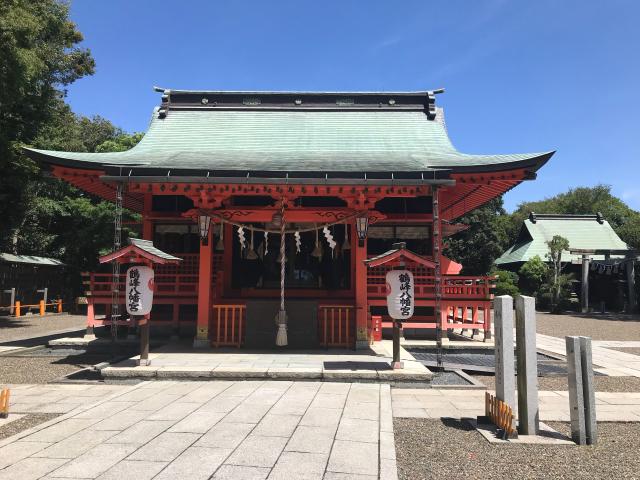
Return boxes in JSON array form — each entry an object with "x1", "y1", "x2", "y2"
[
  {"x1": 494, "y1": 296, "x2": 516, "y2": 413},
  {"x1": 515, "y1": 295, "x2": 539, "y2": 435}
]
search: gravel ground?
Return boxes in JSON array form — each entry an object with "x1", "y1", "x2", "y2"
[
  {"x1": 536, "y1": 312, "x2": 640, "y2": 340},
  {"x1": 0, "y1": 352, "x2": 106, "y2": 384},
  {"x1": 472, "y1": 374, "x2": 640, "y2": 393},
  {"x1": 0, "y1": 413, "x2": 60, "y2": 441},
  {"x1": 395, "y1": 418, "x2": 640, "y2": 479},
  {"x1": 0, "y1": 314, "x2": 86, "y2": 344}
]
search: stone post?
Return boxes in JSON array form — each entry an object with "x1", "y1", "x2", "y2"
[
  {"x1": 494, "y1": 296, "x2": 516, "y2": 413},
  {"x1": 515, "y1": 295, "x2": 539, "y2": 435},
  {"x1": 627, "y1": 257, "x2": 636, "y2": 313},
  {"x1": 581, "y1": 255, "x2": 590, "y2": 313},
  {"x1": 566, "y1": 336, "x2": 586, "y2": 444},
  {"x1": 580, "y1": 336, "x2": 597, "y2": 445}
]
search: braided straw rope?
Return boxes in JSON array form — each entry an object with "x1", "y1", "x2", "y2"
[{"x1": 280, "y1": 201, "x2": 285, "y2": 312}]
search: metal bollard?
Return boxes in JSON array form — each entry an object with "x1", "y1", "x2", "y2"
[
  {"x1": 39, "y1": 300, "x2": 45, "y2": 316},
  {"x1": 57, "y1": 299, "x2": 63, "y2": 313},
  {"x1": 15, "y1": 301, "x2": 21, "y2": 317}
]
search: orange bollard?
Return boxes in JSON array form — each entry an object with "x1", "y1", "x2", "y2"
[
  {"x1": 39, "y1": 300, "x2": 45, "y2": 316},
  {"x1": 0, "y1": 388, "x2": 9, "y2": 418},
  {"x1": 57, "y1": 299, "x2": 62, "y2": 313},
  {"x1": 15, "y1": 301, "x2": 20, "y2": 317}
]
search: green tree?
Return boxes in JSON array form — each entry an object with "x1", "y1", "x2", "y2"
[
  {"x1": 544, "y1": 235, "x2": 572, "y2": 312},
  {"x1": 95, "y1": 132, "x2": 144, "y2": 153},
  {"x1": 518, "y1": 255, "x2": 548, "y2": 296},
  {"x1": 0, "y1": 0, "x2": 95, "y2": 251},
  {"x1": 445, "y1": 198, "x2": 510, "y2": 275},
  {"x1": 492, "y1": 269, "x2": 520, "y2": 297},
  {"x1": 510, "y1": 185, "x2": 640, "y2": 250}
]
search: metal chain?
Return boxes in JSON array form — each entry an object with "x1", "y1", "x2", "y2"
[
  {"x1": 432, "y1": 185, "x2": 444, "y2": 371},
  {"x1": 110, "y1": 182, "x2": 124, "y2": 341}
]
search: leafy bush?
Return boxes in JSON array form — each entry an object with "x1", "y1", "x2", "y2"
[
  {"x1": 492, "y1": 269, "x2": 520, "y2": 297},
  {"x1": 518, "y1": 255, "x2": 548, "y2": 296}
]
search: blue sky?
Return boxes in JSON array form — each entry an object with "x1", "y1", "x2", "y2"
[{"x1": 66, "y1": 0, "x2": 640, "y2": 211}]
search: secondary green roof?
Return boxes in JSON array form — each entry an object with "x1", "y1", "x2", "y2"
[
  {"x1": 495, "y1": 214, "x2": 630, "y2": 266},
  {"x1": 0, "y1": 253, "x2": 65, "y2": 267},
  {"x1": 24, "y1": 89, "x2": 552, "y2": 178}
]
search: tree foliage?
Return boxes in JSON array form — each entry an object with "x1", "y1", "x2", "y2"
[
  {"x1": 0, "y1": 0, "x2": 95, "y2": 248},
  {"x1": 544, "y1": 235, "x2": 572, "y2": 312},
  {"x1": 492, "y1": 269, "x2": 520, "y2": 297},
  {"x1": 444, "y1": 198, "x2": 510, "y2": 275},
  {"x1": 510, "y1": 185, "x2": 640, "y2": 250},
  {"x1": 518, "y1": 255, "x2": 548, "y2": 296}
]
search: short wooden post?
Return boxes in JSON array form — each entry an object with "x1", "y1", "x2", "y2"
[
  {"x1": 0, "y1": 388, "x2": 9, "y2": 418},
  {"x1": 391, "y1": 320, "x2": 403, "y2": 369},
  {"x1": 138, "y1": 315, "x2": 150, "y2": 366},
  {"x1": 57, "y1": 299, "x2": 63, "y2": 313}
]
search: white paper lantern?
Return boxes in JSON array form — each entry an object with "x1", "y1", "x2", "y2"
[
  {"x1": 386, "y1": 270, "x2": 414, "y2": 320},
  {"x1": 126, "y1": 266, "x2": 154, "y2": 315}
]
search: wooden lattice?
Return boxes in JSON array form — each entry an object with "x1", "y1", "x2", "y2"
[{"x1": 485, "y1": 391, "x2": 516, "y2": 438}]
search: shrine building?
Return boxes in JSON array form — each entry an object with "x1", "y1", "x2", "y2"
[{"x1": 24, "y1": 88, "x2": 554, "y2": 349}]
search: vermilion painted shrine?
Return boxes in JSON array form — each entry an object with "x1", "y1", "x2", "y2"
[{"x1": 24, "y1": 88, "x2": 554, "y2": 349}]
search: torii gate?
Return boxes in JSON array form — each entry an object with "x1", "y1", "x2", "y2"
[
  {"x1": 570, "y1": 248, "x2": 638, "y2": 313},
  {"x1": 99, "y1": 238, "x2": 182, "y2": 365}
]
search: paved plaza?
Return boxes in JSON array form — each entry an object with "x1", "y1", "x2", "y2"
[
  {"x1": 0, "y1": 381, "x2": 396, "y2": 480},
  {"x1": 100, "y1": 341, "x2": 431, "y2": 383}
]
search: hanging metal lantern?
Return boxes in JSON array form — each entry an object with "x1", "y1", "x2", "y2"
[
  {"x1": 355, "y1": 215, "x2": 369, "y2": 247},
  {"x1": 342, "y1": 225, "x2": 351, "y2": 250},
  {"x1": 270, "y1": 211, "x2": 283, "y2": 229},
  {"x1": 198, "y1": 215, "x2": 211, "y2": 245},
  {"x1": 247, "y1": 229, "x2": 258, "y2": 260},
  {"x1": 311, "y1": 227, "x2": 323, "y2": 258},
  {"x1": 215, "y1": 223, "x2": 224, "y2": 251}
]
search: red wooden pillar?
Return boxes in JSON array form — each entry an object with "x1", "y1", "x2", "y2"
[
  {"x1": 354, "y1": 219, "x2": 369, "y2": 349},
  {"x1": 142, "y1": 193, "x2": 153, "y2": 240},
  {"x1": 194, "y1": 225, "x2": 213, "y2": 347},
  {"x1": 222, "y1": 224, "x2": 233, "y2": 296}
]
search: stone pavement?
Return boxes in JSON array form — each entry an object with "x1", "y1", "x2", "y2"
[
  {"x1": 3, "y1": 384, "x2": 128, "y2": 415},
  {"x1": 392, "y1": 388, "x2": 640, "y2": 421},
  {"x1": 536, "y1": 334, "x2": 640, "y2": 377},
  {"x1": 100, "y1": 341, "x2": 431, "y2": 383},
  {"x1": 0, "y1": 380, "x2": 397, "y2": 480}
]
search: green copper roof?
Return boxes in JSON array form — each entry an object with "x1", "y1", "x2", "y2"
[
  {"x1": 24, "y1": 89, "x2": 553, "y2": 177},
  {"x1": 0, "y1": 253, "x2": 65, "y2": 266},
  {"x1": 495, "y1": 214, "x2": 630, "y2": 266}
]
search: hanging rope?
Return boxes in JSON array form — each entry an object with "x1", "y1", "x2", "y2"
[
  {"x1": 199, "y1": 209, "x2": 366, "y2": 234},
  {"x1": 275, "y1": 200, "x2": 288, "y2": 346},
  {"x1": 280, "y1": 203, "x2": 286, "y2": 313}
]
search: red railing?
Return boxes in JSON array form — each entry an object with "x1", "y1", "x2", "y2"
[
  {"x1": 211, "y1": 304, "x2": 246, "y2": 347},
  {"x1": 318, "y1": 304, "x2": 355, "y2": 348}
]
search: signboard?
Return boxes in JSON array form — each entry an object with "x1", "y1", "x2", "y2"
[
  {"x1": 126, "y1": 266, "x2": 154, "y2": 315},
  {"x1": 386, "y1": 270, "x2": 414, "y2": 320}
]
